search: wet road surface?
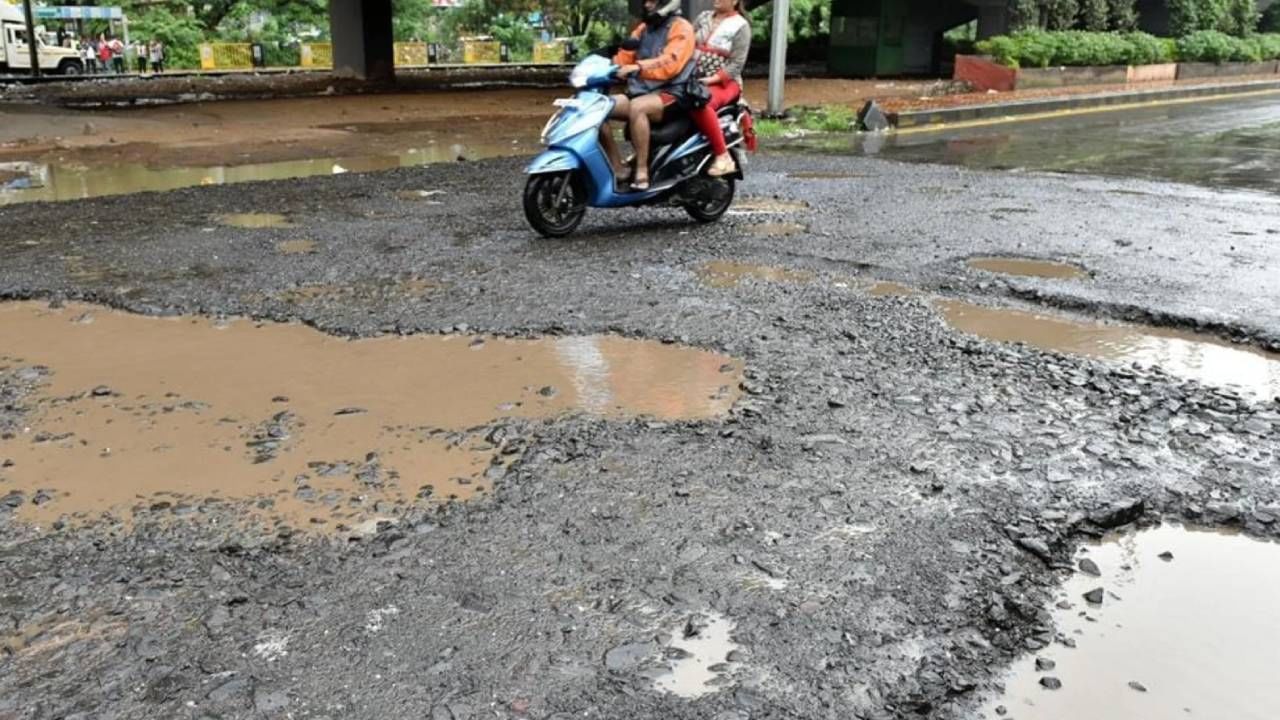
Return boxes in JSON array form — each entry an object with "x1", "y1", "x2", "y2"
[
  {"x1": 832, "y1": 93, "x2": 1280, "y2": 195},
  {"x1": 1, "y1": 100, "x2": 1279, "y2": 720}
]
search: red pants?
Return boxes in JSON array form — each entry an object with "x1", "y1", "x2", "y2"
[{"x1": 691, "y1": 80, "x2": 740, "y2": 156}]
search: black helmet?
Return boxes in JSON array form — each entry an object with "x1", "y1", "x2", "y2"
[{"x1": 644, "y1": 0, "x2": 682, "y2": 29}]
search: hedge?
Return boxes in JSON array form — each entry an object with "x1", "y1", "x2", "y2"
[{"x1": 975, "y1": 29, "x2": 1280, "y2": 67}]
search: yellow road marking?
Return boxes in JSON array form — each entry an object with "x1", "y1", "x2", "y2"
[{"x1": 893, "y1": 86, "x2": 1280, "y2": 135}]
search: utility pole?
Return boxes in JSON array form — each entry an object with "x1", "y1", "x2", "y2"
[
  {"x1": 21, "y1": 0, "x2": 40, "y2": 77},
  {"x1": 766, "y1": 0, "x2": 788, "y2": 116}
]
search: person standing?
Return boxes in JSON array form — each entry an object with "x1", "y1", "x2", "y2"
[
  {"x1": 133, "y1": 40, "x2": 147, "y2": 73},
  {"x1": 109, "y1": 36, "x2": 125, "y2": 73},
  {"x1": 97, "y1": 35, "x2": 112, "y2": 73},
  {"x1": 81, "y1": 38, "x2": 96, "y2": 74},
  {"x1": 690, "y1": 0, "x2": 751, "y2": 176},
  {"x1": 149, "y1": 40, "x2": 164, "y2": 73}
]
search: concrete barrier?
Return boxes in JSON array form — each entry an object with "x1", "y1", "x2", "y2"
[
  {"x1": 1016, "y1": 65, "x2": 1130, "y2": 89},
  {"x1": 1127, "y1": 63, "x2": 1178, "y2": 83},
  {"x1": 954, "y1": 55, "x2": 1016, "y2": 92},
  {"x1": 1177, "y1": 61, "x2": 1280, "y2": 79}
]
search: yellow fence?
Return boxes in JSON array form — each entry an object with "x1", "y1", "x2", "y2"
[
  {"x1": 394, "y1": 42, "x2": 429, "y2": 66},
  {"x1": 462, "y1": 39, "x2": 501, "y2": 64},
  {"x1": 198, "y1": 43, "x2": 253, "y2": 70},
  {"x1": 300, "y1": 43, "x2": 333, "y2": 68}
]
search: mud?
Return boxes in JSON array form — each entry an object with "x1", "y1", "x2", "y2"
[
  {"x1": 868, "y1": 281, "x2": 921, "y2": 297},
  {"x1": 984, "y1": 525, "x2": 1280, "y2": 719},
  {"x1": 0, "y1": 301, "x2": 740, "y2": 527},
  {"x1": 215, "y1": 212, "x2": 293, "y2": 229},
  {"x1": 697, "y1": 260, "x2": 814, "y2": 288},
  {"x1": 937, "y1": 300, "x2": 1280, "y2": 399},
  {"x1": 747, "y1": 222, "x2": 808, "y2": 237},
  {"x1": 0, "y1": 141, "x2": 1278, "y2": 720},
  {"x1": 276, "y1": 239, "x2": 318, "y2": 255},
  {"x1": 967, "y1": 257, "x2": 1088, "y2": 281}
]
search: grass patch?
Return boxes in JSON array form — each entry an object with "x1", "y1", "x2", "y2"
[{"x1": 755, "y1": 105, "x2": 859, "y2": 139}]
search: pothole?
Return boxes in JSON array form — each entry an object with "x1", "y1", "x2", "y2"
[
  {"x1": 937, "y1": 300, "x2": 1280, "y2": 399},
  {"x1": 868, "y1": 281, "x2": 920, "y2": 297},
  {"x1": 787, "y1": 171, "x2": 867, "y2": 180},
  {"x1": 748, "y1": 222, "x2": 808, "y2": 237},
  {"x1": 215, "y1": 213, "x2": 293, "y2": 229},
  {"x1": 0, "y1": 147, "x2": 514, "y2": 206},
  {"x1": 984, "y1": 525, "x2": 1280, "y2": 719},
  {"x1": 698, "y1": 261, "x2": 814, "y2": 289},
  {"x1": 653, "y1": 612, "x2": 740, "y2": 698},
  {"x1": 0, "y1": 302, "x2": 742, "y2": 530},
  {"x1": 728, "y1": 197, "x2": 809, "y2": 216},
  {"x1": 276, "y1": 239, "x2": 318, "y2": 255},
  {"x1": 968, "y1": 257, "x2": 1088, "y2": 280}
]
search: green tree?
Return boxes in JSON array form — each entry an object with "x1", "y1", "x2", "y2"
[
  {"x1": 1225, "y1": 0, "x2": 1259, "y2": 35},
  {"x1": 1168, "y1": 0, "x2": 1201, "y2": 34},
  {"x1": 1009, "y1": 0, "x2": 1043, "y2": 30},
  {"x1": 1107, "y1": 0, "x2": 1139, "y2": 31},
  {"x1": 1079, "y1": 0, "x2": 1109, "y2": 30},
  {"x1": 123, "y1": 4, "x2": 205, "y2": 68},
  {"x1": 1262, "y1": 2, "x2": 1280, "y2": 31},
  {"x1": 1043, "y1": 0, "x2": 1080, "y2": 29}
]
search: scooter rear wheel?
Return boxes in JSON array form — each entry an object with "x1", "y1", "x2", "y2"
[
  {"x1": 684, "y1": 177, "x2": 736, "y2": 224},
  {"x1": 524, "y1": 171, "x2": 586, "y2": 238}
]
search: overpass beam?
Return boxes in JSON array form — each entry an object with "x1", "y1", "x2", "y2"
[{"x1": 329, "y1": 0, "x2": 394, "y2": 81}]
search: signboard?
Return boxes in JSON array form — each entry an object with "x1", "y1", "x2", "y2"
[{"x1": 34, "y1": 6, "x2": 124, "y2": 20}]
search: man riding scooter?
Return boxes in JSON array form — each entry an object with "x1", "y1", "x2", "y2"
[{"x1": 599, "y1": 0, "x2": 695, "y2": 191}]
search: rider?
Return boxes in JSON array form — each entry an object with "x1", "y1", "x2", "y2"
[
  {"x1": 690, "y1": 0, "x2": 751, "y2": 177},
  {"x1": 601, "y1": 0, "x2": 695, "y2": 191}
]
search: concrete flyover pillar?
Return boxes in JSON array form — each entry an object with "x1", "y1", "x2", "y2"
[{"x1": 329, "y1": 0, "x2": 394, "y2": 81}]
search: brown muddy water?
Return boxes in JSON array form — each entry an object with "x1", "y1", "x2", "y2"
[
  {"x1": 726, "y1": 197, "x2": 809, "y2": 216},
  {"x1": 967, "y1": 257, "x2": 1088, "y2": 281},
  {"x1": 698, "y1": 260, "x2": 814, "y2": 289},
  {"x1": 216, "y1": 212, "x2": 294, "y2": 229},
  {"x1": 937, "y1": 300, "x2": 1280, "y2": 399},
  {"x1": 983, "y1": 525, "x2": 1280, "y2": 720},
  {"x1": 0, "y1": 302, "x2": 741, "y2": 529},
  {"x1": 0, "y1": 144, "x2": 515, "y2": 205},
  {"x1": 747, "y1": 222, "x2": 808, "y2": 238}
]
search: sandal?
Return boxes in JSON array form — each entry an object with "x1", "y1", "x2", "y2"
[
  {"x1": 630, "y1": 176, "x2": 650, "y2": 191},
  {"x1": 707, "y1": 154, "x2": 737, "y2": 177}
]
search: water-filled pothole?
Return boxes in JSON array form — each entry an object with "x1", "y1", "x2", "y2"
[
  {"x1": 984, "y1": 525, "x2": 1280, "y2": 719},
  {"x1": 654, "y1": 612, "x2": 740, "y2": 698},
  {"x1": 276, "y1": 239, "x2": 318, "y2": 255},
  {"x1": 937, "y1": 300, "x2": 1280, "y2": 399},
  {"x1": 0, "y1": 302, "x2": 741, "y2": 529},
  {"x1": 0, "y1": 146, "x2": 513, "y2": 206},
  {"x1": 868, "y1": 281, "x2": 920, "y2": 297},
  {"x1": 968, "y1": 257, "x2": 1088, "y2": 280},
  {"x1": 698, "y1": 261, "x2": 814, "y2": 289},
  {"x1": 215, "y1": 213, "x2": 293, "y2": 229},
  {"x1": 728, "y1": 197, "x2": 809, "y2": 216}
]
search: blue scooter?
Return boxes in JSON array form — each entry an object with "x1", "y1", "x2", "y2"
[{"x1": 523, "y1": 53, "x2": 749, "y2": 238}]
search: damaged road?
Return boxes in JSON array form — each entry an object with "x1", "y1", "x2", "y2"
[{"x1": 0, "y1": 147, "x2": 1278, "y2": 720}]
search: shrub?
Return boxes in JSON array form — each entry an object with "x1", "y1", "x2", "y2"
[
  {"x1": 975, "y1": 29, "x2": 1280, "y2": 67},
  {"x1": 1108, "y1": 0, "x2": 1139, "y2": 30},
  {"x1": 1080, "y1": 0, "x2": 1110, "y2": 30},
  {"x1": 1177, "y1": 29, "x2": 1239, "y2": 61},
  {"x1": 1120, "y1": 31, "x2": 1168, "y2": 64},
  {"x1": 975, "y1": 35, "x2": 1022, "y2": 66}
]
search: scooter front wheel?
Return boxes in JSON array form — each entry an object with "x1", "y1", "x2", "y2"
[{"x1": 523, "y1": 171, "x2": 586, "y2": 238}]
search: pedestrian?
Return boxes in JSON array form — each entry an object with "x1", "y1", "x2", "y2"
[
  {"x1": 97, "y1": 35, "x2": 112, "y2": 73},
  {"x1": 134, "y1": 40, "x2": 147, "y2": 73},
  {"x1": 149, "y1": 40, "x2": 164, "y2": 73},
  {"x1": 83, "y1": 38, "x2": 97, "y2": 74},
  {"x1": 109, "y1": 36, "x2": 125, "y2": 73}
]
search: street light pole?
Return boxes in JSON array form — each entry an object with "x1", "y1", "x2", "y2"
[
  {"x1": 21, "y1": 0, "x2": 40, "y2": 77},
  {"x1": 766, "y1": 0, "x2": 788, "y2": 116}
]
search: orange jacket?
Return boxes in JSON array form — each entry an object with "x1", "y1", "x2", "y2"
[{"x1": 613, "y1": 17, "x2": 695, "y2": 84}]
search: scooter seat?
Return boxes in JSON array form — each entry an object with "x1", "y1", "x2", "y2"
[{"x1": 625, "y1": 115, "x2": 695, "y2": 147}]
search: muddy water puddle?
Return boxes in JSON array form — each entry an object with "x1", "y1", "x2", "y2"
[
  {"x1": 654, "y1": 612, "x2": 740, "y2": 698},
  {"x1": 747, "y1": 222, "x2": 808, "y2": 238},
  {"x1": 938, "y1": 300, "x2": 1280, "y2": 399},
  {"x1": 698, "y1": 260, "x2": 814, "y2": 289},
  {"x1": 216, "y1": 213, "x2": 293, "y2": 229},
  {"x1": 984, "y1": 525, "x2": 1280, "y2": 719},
  {"x1": 728, "y1": 197, "x2": 809, "y2": 216},
  {"x1": 276, "y1": 239, "x2": 318, "y2": 255},
  {"x1": 968, "y1": 257, "x2": 1088, "y2": 280},
  {"x1": 0, "y1": 302, "x2": 741, "y2": 529},
  {"x1": 868, "y1": 281, "x2": 920, "y2": 297},
  {"x1": 0, "y1": 144, "x2": 514, "y2": 205}
]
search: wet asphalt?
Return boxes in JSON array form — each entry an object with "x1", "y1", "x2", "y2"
[{"x1": 1, "y1": 103, "x2": 1280, "y2": 720}]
